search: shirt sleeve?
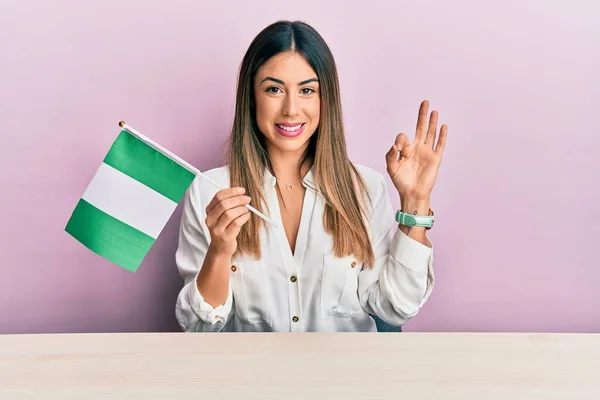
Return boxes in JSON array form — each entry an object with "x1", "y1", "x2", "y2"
[
  {"x1": 174, "y1": 177, "x2": 234, "y2": 332},
  {"x1": 357, "y1": 171, "x2": 435, "y2": 327}
]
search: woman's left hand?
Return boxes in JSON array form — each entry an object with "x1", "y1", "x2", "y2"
[{"x1": 385, "y1": 100, "x2": 448, "y2": 200}]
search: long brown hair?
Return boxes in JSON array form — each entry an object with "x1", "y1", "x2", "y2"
[{"x1": 224, "y1": 20, "x2": 376, "y2": 267}]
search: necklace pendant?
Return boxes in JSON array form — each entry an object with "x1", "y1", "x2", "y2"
[{"x1": 285, "y1": 184, "x2": 293, "y2": 190}]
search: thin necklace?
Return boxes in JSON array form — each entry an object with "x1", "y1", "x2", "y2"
[{"x1": 278, "y1": 178, "x2": 300, "y2": 191}]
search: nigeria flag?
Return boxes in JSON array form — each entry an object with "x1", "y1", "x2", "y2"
[{"x1": 65, "y1": 124, "x2": 196, "y2": 272}]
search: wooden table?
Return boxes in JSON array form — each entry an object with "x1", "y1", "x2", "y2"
[{"x1": 1, "y1": 332, "x2": 599, "y2": 399}]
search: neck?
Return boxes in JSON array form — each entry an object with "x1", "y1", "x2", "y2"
[{"x1": 266, "y1": 146, "x2": 311, "y2": 184}]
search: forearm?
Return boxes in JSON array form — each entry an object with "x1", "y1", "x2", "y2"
[
  {"x1": 398, "y1": 196, "x2": 432, "y2": 248},
  {"x1": 359, "y1": 192, "x2": 434, "y2": 325},
  {"x1": 196, "y1": 246, "x2": 233, "y2": 307}
]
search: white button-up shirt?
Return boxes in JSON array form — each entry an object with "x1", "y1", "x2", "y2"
[{"x1": 175, "y1": 164, "x2": 434, "y2": 332}]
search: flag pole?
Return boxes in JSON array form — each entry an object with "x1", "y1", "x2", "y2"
[{"x1": 118, "y1": 121, "x2": 279, "y2": 229}]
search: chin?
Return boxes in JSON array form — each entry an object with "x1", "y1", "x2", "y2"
[{"x1": 269, "y1": 137, "x2": 310, "y2": 153}]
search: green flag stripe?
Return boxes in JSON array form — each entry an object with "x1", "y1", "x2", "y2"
[
  {"x1": 103, "y1": 130, "x2": 196, "y2": 203},
  {"x1": 65, "y1": 199, "x2": 154, "y2": 272}
]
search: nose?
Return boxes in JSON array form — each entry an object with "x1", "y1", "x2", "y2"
[{"x1": 282, "y1": 94, "x2": 299, "y2": 117}]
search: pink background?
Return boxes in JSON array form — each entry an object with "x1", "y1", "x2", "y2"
[{"x1": 1, "y1": 0, "x2": 599, "y2": 334}]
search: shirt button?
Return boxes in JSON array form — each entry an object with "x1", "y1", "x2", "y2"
[
  {"x1": 351, "y1": 261, "x2": 357, "y2": 268},
  {"x1": 290, "y1": 275, "x2": 297, "y2": 282},
  {"x1": 292, "y1": 316, "x2": 299, "y2": 323},
  {"x1": 231, "y1": 265, "x2": 237, "y2": 272}
]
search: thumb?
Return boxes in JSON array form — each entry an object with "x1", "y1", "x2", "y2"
[
  {"x1": 385, "y1": 144, "x2": 400, "y2": 168},
  {"x1": 386, "y1": 133, "x2": 410, "y2": 167},
  {"x1": 394, "y1": 133, "x2": 411, "y2": 153}
]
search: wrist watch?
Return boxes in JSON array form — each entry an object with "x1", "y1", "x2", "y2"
[{"x1": 395, "y1": 208, "x2": 435, "y2": 230}]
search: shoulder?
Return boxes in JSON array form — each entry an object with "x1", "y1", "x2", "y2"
[
  {"x1": 352, "y1": 163, "x2": 389, "y2": 197},
  {"x1": 350, "y1": 163, "x2": 393, "y2": 218}
]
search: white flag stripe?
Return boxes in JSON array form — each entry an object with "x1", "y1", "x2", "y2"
[{"x1": 82, "y1": 163, "x2": 177, "y2": 239}]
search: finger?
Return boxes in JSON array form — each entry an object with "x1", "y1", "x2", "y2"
[
  {"x1": 395, "y1": 132, "x2": 411, "y2": 150},
  {"x1": 386, "y1": 133, "x2": 410, "y2": 170},
  {"x1": 385, "y1": 144, "x2": 400, "y2": 175},
  {"x1": 385, "y1": 144, "x2": 400, "y2": 166},
  {"x1": 386, "y1": 134, "x2": 406, "y2": 161},
  {"x1": 434, "y1": 124, "x2": 448, "y2": 155},
  {"x1": 223, "y1": 211, "x2": 252, "y2": 238},
  {"x1": 425, "y1": 110, "x2": 438, "y2": 149},
  {"x1": 415, "y1": 100, "x2": 429, "y2": 143},
  {"x1": 205, "y1": 187, "x2": 246, "y2": 214},
  {"x1": 205, "y1": 195, "x2": 251, "y2": 228},
  {"x1": 212, "y1": 205, "x2": 250, "y2": 236}
]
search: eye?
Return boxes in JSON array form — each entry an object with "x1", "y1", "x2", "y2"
[
  {"x1": 300, "y1": 88, "x2": 315, "y2": 95},
  {"x1": 266, "y1": 86, "x2": 282, "y2": 94}
]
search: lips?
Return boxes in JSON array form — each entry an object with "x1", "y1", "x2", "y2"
[{"x1": 274, "y1": 123, "x2": 306, "y2": 138}]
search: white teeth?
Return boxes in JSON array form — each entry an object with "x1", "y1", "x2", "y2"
[{"x1": 277, "y1": 124, "x2": 303, "y2": 132}]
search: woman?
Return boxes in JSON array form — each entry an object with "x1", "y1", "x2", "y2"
[{"x1": 175, "y1": 20, "x2": 447, "y2": 332}]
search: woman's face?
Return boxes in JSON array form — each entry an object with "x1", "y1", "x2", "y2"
[{"x1": 253, "y1": 51, "x2": 320, "y2": 156}]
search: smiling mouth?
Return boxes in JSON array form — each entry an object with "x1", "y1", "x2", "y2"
[{"x1": 275, "y1": 123, "x2": 305, "y2": 132}]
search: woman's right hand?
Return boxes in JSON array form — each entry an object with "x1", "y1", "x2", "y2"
[{"x1": 204, "y1": 187, "x2": 252, "y2": 257}]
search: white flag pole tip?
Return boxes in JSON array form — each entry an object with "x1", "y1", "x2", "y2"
[{"x1": 116, "y1": 121, "x2": 280, "y2": 229}]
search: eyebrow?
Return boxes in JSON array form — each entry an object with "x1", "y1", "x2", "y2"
[{"x1": 260, "y1": 77, "x2": 319, "y2": 86}]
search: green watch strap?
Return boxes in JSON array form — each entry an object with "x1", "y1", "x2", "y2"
[{"x1": 395, "y1": 210, "x2": 435, "y2": 228}]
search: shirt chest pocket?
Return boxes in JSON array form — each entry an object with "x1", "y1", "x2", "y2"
[
  {"x1": 230, "y1": 259, "x2": 273, "y2": 327},
  {"x1": 320, "y1": 254, "x2": 363, "y2": 318}
]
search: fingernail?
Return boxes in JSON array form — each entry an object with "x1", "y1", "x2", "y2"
[{"x1": 238, "y1": 187, "x2": 245, "y2": 194}]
